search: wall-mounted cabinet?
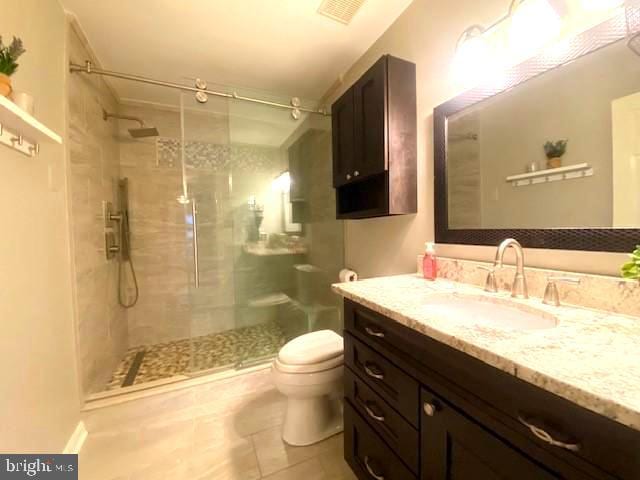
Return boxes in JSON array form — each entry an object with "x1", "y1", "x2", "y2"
[{"x1": 331, "y1": 55, "x2": 417, "y2": 219}]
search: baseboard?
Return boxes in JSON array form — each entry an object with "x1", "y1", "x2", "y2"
[{"x1": 63, "y1": 421, "x2": 88, "y2": 454}]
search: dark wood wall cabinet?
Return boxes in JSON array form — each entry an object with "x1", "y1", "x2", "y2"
[
  {"x1": 342, "y1": 299, "x2": 640, "y2": 480},
  {"x1": 331, "y1": 55, "x2": 417, "y2": 219}
]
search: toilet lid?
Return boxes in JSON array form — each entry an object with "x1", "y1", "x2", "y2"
[
  {"x1": 278, "y1": 330, "x2": 343, "y2": 366},
  {"x1": 275, "y1": 355, "x2": 343, "y2": 374}
]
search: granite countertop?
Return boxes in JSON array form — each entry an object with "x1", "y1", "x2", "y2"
[{"x1": 332, "y1": 274, "x2": 640, "y2": 432}]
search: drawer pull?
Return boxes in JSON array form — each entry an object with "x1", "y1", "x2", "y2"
[
  {"x1": 518, "y1": 415, "x2": 580, "y2": 452},
  {"x1": 363, "y1": 362, "x2": 385, "y2": 380},
  {"x1": 363, "y1": 401, "x2": 385, "y2": 423},
  {"x1": 423, "y1": 402, "x2": 437, "y2": 417},
  {"x1": 364, "y1": 326, "x2": 385, "y2": 338},
  {"x1": 364, "y1": 456, "x2": 385, "y2": 480}
]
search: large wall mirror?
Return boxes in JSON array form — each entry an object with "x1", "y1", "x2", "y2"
[{"x1": 435, "y1": 7, "x2": 640, "y2": 252}]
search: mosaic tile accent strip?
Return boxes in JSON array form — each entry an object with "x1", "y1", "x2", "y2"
[
  {"x1": 106, "y1": 322, "x2": 286, "y2": 390},
  {"x1": 156, "y1": 137, "x2": 280, "y2": 171}
]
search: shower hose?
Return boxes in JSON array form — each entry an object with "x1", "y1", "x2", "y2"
[{"x1": 118, "y1": 209, "x2": 139, "y2": 308}]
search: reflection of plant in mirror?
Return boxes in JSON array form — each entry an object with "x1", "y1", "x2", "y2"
[
  {"x1": 621, "y1": 246, "x2": 640, "y2": 280},
  {"x1": 544, "y1": 139, "x2": 568, "y2": 159}
]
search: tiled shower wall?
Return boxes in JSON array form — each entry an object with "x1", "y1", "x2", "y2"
[
  {"x1": 117, "y1": 103, "x2": 196, "y2": 347},
  {"x1": 67, "y1": 24, "x2": 128, "y2": 395}
]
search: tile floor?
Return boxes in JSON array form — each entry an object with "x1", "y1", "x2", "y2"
[
  {"x1": 106, "y1": 323, "x2": 287, "y2": 390},
  {"x1": 81, "y1": 368, "x2": 356, "y2": 480}
]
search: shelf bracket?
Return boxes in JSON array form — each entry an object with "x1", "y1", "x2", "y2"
[{"x1": 0, "y1": 122, "x2": 39, "y2": 157}]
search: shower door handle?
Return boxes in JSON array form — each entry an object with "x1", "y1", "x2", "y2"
[{"x1": 191, "y1": 199, "x2": 200, "y2": 288}]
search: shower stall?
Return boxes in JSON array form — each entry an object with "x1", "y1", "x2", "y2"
[{"x1": 68, "y1": 58, "x2": 343, "y2": 396}]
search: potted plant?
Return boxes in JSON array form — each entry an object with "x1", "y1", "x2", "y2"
[
  {"x1": 544, "y1": 139, "x2": 568, "y2": 169},
  {"x1": 0, "y1": 36, "x2": 26, "y2": 97},
  {"x1": 621, "y1": 246, "x2": 640, "y2": 281}
]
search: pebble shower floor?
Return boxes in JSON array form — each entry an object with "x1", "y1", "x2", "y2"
[{"x1": 106, "y1": 322, "x2": 287, "y2": 390}]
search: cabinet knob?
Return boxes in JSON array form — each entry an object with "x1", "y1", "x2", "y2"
[
  {"x1": 354, "y1": 170, "x2": 360, "y2": 177},
  {"x1": 424, "y1": 402, "x2": 437, "y2": 417},
  {"x1": 346, "y1": 174, "x2": 351, "y2": 180}
]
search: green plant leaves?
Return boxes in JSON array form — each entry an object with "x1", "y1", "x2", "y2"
[
  {"x1": 0, "y1": 36, "x2": 25, "y2": 76},
  {"x1": 544, "y1": 139, "x2": 568, "y2": 159},
  {"x1": 621, "y1": 245, "x2": 640, "y2": 280}
]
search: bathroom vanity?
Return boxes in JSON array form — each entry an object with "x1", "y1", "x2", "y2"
[{"x1": 335, "y1": 275, "x2": 640, "y2": 480}]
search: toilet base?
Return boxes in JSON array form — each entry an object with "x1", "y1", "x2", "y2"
[{"x1": 282, "y1": 395, "x2": 343, "y2": 446}]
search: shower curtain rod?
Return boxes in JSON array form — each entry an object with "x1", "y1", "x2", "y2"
[{"x1": 69, "y1": 61, "x2": 329, "y2": 116}]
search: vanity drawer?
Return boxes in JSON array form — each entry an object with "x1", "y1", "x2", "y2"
[
  {"x1": 495, "y1": 372, "x2": 639, "y2": 480},
  {"x1": 345, "y1": 367, "x2": 419, "y2": 474},
  {"x1": 345, "y1": 332, "x2": 420, "y2": 427},
  {"x1": 345, "y1": 299, "x2": 404, "y2": 353},
  {"x1": 344, "y1": 401, "x2": 417, "y2": 480}
]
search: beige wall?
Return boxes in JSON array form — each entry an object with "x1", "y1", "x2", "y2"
[
  {"x1": 324, "y1": 0, "x2": 628, "y2": 278},
  {"x1": 0, "y1": 0, "x2": 80, "y2": 451},
  {"x1": 67, "y1": 24, "x2": 128, "y2": 395}
]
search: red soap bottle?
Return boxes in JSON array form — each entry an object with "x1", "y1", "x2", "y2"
[{"x1": 423, "y1": 242, "x2": 438, "y2": 281}]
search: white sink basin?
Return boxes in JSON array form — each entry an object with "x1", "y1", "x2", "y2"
[{"x1": 422, "y1": 293, "x2": 557, "y2": 331}]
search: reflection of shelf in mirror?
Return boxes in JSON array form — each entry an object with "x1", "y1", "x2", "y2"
[
  {"x1": 506, "y1": 163, "x2": 593, "y2": 187},
  {"x1": 0, "y1": 95, "x2": 62, "y2": 157}
]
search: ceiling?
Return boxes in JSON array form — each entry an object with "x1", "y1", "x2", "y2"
[{"x1": 61, "y1": 0, "x2": 413, "y2": 108}]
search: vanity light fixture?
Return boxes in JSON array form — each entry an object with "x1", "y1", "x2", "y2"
[
  {"x1": 453, "y1": 0, "x2": 564, "y2": 84},
  {"x1": 272, "y1": 171, "x2": 291, "y2": 193},
  {"x1": 451, "y1": 25, "x2": 490, "y2": 85},
  {"x1": 509, "y1": 0, "x2": 562, "y2": 58}
]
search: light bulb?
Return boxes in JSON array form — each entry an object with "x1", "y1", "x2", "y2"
[
  {"x1": 272, "y1": 172, "x2": 291, "y2": 192},
  {"x1": 451, "y1": 34, "x2": 491, "y2": 88},
  {"x1": 509, "y1": 0, "x2": 561, "y2": 60},
  {"x1": 580, "y1": 0, "x2": 624, "y2": 11}
]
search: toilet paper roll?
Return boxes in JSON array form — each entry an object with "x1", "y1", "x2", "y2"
[{"x1": 339, "y1": 269, "x2": 358, "y2": 283}]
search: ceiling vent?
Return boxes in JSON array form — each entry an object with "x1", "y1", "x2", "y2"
[{"x1": 318, "y1": 0, "x2": 366, "y2": 25}]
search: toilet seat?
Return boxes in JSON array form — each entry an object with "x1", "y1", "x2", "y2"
[
  {"x1": 278, "y1": 330, "x2": 343, "y2": 365},
  {"x1": 275, "y1": 355, "x2": 343, "y2": 374}
]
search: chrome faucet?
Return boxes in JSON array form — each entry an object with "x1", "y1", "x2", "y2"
[{"x1": 494, "y1": 238, "x2": 528, "y2": 299}]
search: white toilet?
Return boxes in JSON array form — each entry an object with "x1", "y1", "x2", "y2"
[{"x1": 272, "y1": 329, "x2": 344, "y2": 446}]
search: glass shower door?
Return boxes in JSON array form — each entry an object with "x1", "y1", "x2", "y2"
[
  {"x1": 178, "y1": 92, "x2": 240, "y2": 375},
  {"x1": 181, "y1": 86, "x2": 345, "y2": 376}
]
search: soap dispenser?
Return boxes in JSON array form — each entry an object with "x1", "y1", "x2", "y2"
[{"x1": 423, "y1": 242, "x2": 438, "y2": 281}]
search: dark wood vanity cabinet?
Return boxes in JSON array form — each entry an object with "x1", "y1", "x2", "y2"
[
  {"x1": 331, "y1": 55, "x2": 417, "y2": 219},
  {"x1": 342, "y1": 299, "x2": 640, "y2": 480}
]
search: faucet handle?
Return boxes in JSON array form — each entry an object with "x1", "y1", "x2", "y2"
[
  {"x1": 547, "y1": 275, "x2": 581, "y2": 285},
  {"x1": 543, "y1": 276, "x2": 581, "y2": 307},
  {"x1": 478, "y1": 265, "x2": 498, "y2": 293}
]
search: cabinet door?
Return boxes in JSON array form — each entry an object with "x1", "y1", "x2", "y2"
[
  {"x1": 421, "y1": 390, "x2": 559, "y2": 480},
  {"x1": 332, "y1": 87, "x2": 355, "y2": 187},
  {"x1": 354, "y1": 56, "x2": 387, "y2": 179},
  {"x1": 345, "y1": 402, "x2": 417, "y2": 480}
]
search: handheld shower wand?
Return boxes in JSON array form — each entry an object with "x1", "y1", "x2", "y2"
[{"x1": 115, "y1": 178, "x2": 139, "y2": 308}]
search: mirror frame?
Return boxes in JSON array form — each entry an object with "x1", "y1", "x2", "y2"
[{"x1": 434, "y1": 7, "x2": 640, "y2": 252}]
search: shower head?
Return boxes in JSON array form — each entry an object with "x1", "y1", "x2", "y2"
[
  {"x1": 103, "y1": 109, "x2": 160, "y2": 138},
  {"x1": 128, "y1": 126, "x2": 160, "y2": 138}
]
